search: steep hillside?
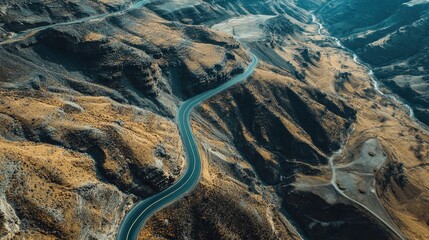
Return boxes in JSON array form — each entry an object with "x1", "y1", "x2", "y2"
[
  {"x1": 141, "y1": 1, "x2": 429, "y2": 239},
  {"x1": 0, "y1": 2, "x2": 251, "y2": 238},
  {"x1": 146, "y1": 0, "x2": 308, "y2": 25},
  {"x1": 306, "y1": 0, "x2": 429, "y2": 125},
  {"x1": 0, "y1": 0, "x2": 428, "y2": 239},
  {"x1": 0, "y1": 0, "x2": 135, "y2": 33}
]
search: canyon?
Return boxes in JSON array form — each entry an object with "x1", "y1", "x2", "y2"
[{"x1": 0, "y1": 0, "x2": 428, "y2": 239}]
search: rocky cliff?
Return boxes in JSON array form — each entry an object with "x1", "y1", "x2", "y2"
[
  {"x1": 306, "y1": 0, "x2": 429, "y2": 125},
  {"x1": 0, "y1": 1, "x2": 250, "y2": 238},
  {"x1": 1, "y1": 0, "x2": 428, "y2": 239}
]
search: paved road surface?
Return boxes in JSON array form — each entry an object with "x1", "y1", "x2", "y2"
[
  {"x1": 117, "y1": 54, "x2": 258, "y2": 240},
  {"x1": 0, "y1": 0, "x2": 150, "y2": 46},
  {"x1": 0, "y1": 3, "x2": 258, "y2": 238}
]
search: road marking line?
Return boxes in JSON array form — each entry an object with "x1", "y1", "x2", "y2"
[{"x1": 123, "y1": 55, "x2": 258, "y2": 240}]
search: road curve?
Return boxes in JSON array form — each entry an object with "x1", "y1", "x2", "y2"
[
  {"x1": 0, "y1": 3, "x2": 257, "y2": 238},
  {"x1": 312, "y1": 14, "x2": 406, "y2": 240},
  {"x1": 0, "y1": 0, "x2": 150, "y2": 46},
  {"x1": 117, "y1": 54, "x2": 258, "y2": 240}
]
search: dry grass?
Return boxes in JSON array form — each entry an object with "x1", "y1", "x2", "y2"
[{"x1": 0, "y1": 89, "x2": 184, "y2": 238}]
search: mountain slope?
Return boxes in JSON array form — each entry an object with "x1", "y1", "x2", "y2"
[
  {"x1": 307, "y1": 0, "x2": 429, "y2": 125},
  {"x1": 0, "y1": 0, "x2": 428, "y2": 239}
]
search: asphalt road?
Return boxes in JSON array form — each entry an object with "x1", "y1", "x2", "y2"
[
  {"x1": 0, "y1": 2, "x2": 258, "y2": 238},
  {"x1": 116, "y1": 54, "x2": 258, "y2": 240},
  {"x1": 0, "y1": 0, "x2": 151, "y2": 46}
]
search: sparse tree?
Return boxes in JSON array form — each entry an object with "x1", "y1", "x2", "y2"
[{"x1": 382, "y1": 161, "x2": 408, "y2": 190}]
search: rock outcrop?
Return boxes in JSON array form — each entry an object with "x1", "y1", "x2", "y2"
[
  {"x1": 1, "y1": 0, "x2": 429, "y2": 239},
  {"x1": 307, "y1": 0, "x2": 429, "y2": 125}
]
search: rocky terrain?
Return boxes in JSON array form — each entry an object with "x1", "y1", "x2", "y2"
[
  {"x1": 0, "y1": 0, "x2": 428, "y2": 239},
  {"x1": 305, "y1": 0, "x2": 429, "y2": 126},
  {"x1": 0, "y1": 0, "x2": 251, "y2": 238},
  {"x1": 142, "y1": 1, "x2": 429, "y2": 239},
  {"x1": 0, "y1": 0, "x2": 135, "y2": 34}
]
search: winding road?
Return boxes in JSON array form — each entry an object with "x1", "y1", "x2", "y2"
[
  {"x1": 117, "y1": 54, "x2": 259, "y2": 240},
  {"x1": 311, "y1": 14, "x2": 416, "y2": 120},
  {"x1": 0, "y1": 2, "x2": 259, "y2": 239},
  {"x1": 2, "y1": 3, "x2": 409, "y2": 238},
  {"x1": 312, "y1": 14, "x2": 407, "y2": 240},
  {"x1": 0, "y1": 0, "x2": 150, "y2": 46}
]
